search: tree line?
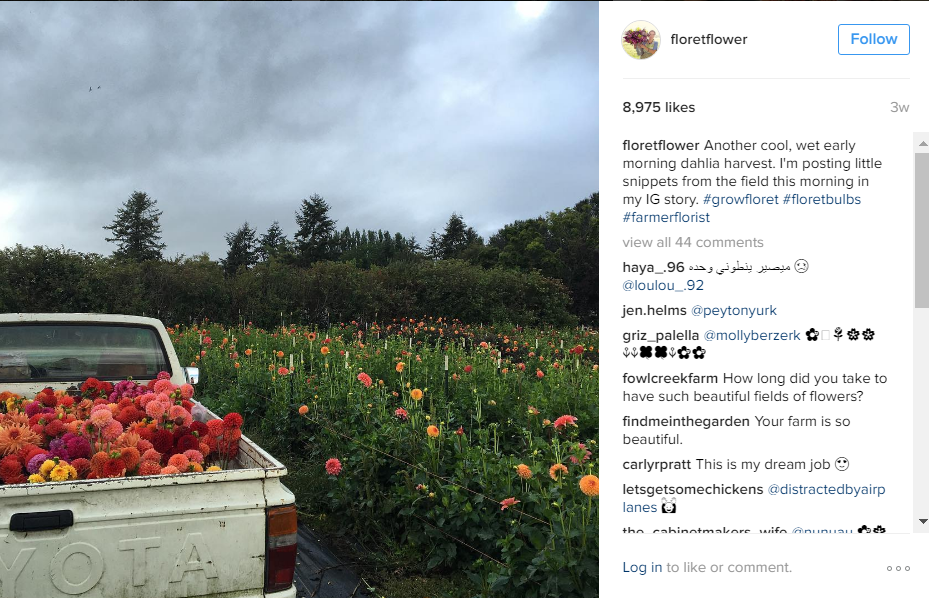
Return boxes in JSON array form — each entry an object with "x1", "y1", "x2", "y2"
[{"x1": 5, "y1": 191, "x2": 597, "y2": 326}]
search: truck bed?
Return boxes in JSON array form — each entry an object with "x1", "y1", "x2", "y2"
[{"x1": 0, "y1": 432, "x2": 293, "y2": 598}]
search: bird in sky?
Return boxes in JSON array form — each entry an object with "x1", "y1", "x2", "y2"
[{"x1": 89, "y1": 86, "x2": 92, "y2": 92}]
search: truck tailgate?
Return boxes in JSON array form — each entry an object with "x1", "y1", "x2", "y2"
[
  {"x1": 0, "y1": 477, "x2": 270, "y2": 598},
  {"x1": 0, "y1": 432, "x2": 295, "y2": 598}
]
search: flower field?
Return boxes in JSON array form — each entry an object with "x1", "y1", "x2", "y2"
[{"x1": 171, "y1": 319, "x2": 598, "y2": 598}]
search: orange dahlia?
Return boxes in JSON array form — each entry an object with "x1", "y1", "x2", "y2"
[
  {"x1": 549, "y1": 463, "x2": 569, "y2": 480},
  {"x1": 90, "y1": 451, "x2": 108, "y2": 477},
  {"x1": 410, "y1": 388, "x2": 423, "y2": 401},
  {"x1": 4, "y1": 413, "x2": 29, "y2": 426},
  {"x1": 396, "y1": 362, "x2": 405, "y2": 373},
  {"x1": 426, "y1": 425, "x2": 440, "y2": 438},
  {"x1": 120, "y1": 447, "x2": 141, "y2": 472},
  {"x1": 500, "y1": 497, "x2": 520, "y2": 511},
  {"x1": 0, "y1": 425, "x2": 40, "y2": 456},
  {"x1": 580, "y1": 474, "x2": 599, "y2": 497},
  {"x1": 516, "y1": 464, "x2": 532, "y2": 480},
  {"x1": 298, "y1": 405, "x2": 309, "y2": 415}
]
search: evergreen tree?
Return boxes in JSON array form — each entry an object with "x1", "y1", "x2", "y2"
[
  {"x1": 439, "y1": 213, "x2": 482, "y2": 259},
  {"x1": 103, "y1": 191, "x2": 166, "y2": 261},
  {"x1": 257, "y1": 221, "x2": 290, "y2": 262},
  {"x1": 294, "y1": 194, "x2": 337, "y2": 264},
  {"x1": 222, "y1": 222, "x2": 258, "y2": 275},
  {"x1": 426, "y1": 230, "x2": 441, "y2": 261}
]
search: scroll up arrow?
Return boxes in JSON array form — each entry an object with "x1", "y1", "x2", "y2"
[{"x1": 921, "y1": 142, "x2": 928, "y2": 147}]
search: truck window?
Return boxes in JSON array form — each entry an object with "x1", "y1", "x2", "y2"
[{"x1": 0, "y1": 324, "x2": 170, "y2": 382}]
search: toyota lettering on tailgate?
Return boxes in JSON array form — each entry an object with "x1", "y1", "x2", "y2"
[{"x1": 0, "y1": 533, "x2": 218, "y2": 596}]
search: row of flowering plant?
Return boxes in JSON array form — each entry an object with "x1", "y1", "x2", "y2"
[
  {"x1": 0, "y1": 374, "x2": 245, "y2": 485},
  {"x1": 173, "y1": 320, "x2": 599, "y2": 598}
]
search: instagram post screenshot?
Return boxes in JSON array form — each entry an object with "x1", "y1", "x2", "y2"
[
  {"x1": 606, "y1": 1, "x2": 928, "y2": 595},
  {"x1": 0, "y1": 3, "x2": 598, "y2": 598}
]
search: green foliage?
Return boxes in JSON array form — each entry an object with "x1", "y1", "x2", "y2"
[
  {"x1": 294, "y1": 194, "x2": 337, "y2": 264},
  {"x1": 222, "y1": 222, "x2": 259, "y2": 275},
  {"x1": 487, "y1": 194, "x2": 598, "y2": 323},
  {"x1": 440, "y1": 213, "x2": 482, "y2": 260},
  {"x1": 15, "y1": 190, "x2": 598, "y2": 322},
  {"x1": 426, "y1": 230, "x2": 442, "y2": 262},
  {"x1": 103, "y1": 191, "x2": 167, "y2": 262},
  {"x1": 0, "y1": 249, "x2": 575, "y2": 327},
  {"x1": 257, "y1": 221, "x2": 292, "y2": 262},
  {"x1": 333, "y1": 227, "x2": 420, "y2": 268}
]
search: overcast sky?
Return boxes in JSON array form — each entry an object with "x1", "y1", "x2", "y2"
[{"x1": 0, "y1": 1, "x2": 597, "y2": 259}]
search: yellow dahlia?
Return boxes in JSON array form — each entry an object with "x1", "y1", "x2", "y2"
[
  {"x1": 49, "y1": 464, "x2": 70, "y2": 482},
  {"x1": 40, "y1": 460, "x2": 57, "y2": 477}
]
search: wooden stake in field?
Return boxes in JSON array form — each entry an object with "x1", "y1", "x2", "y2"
[{"x1": 444, "y1": 354, "x2": 449, "y2": 397}]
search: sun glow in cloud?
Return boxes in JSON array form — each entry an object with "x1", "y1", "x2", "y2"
[{"x1": 515, "y1": 1, "x2": 548, "y2": 20}]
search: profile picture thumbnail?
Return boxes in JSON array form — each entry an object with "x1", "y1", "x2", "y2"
[{"x1": 623, "y1": 21, "x2": 660, "y2": 60}]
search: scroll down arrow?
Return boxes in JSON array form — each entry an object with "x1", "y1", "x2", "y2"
[{"x1": 920, "y1": 518, "x2": 927, "y2": 524}]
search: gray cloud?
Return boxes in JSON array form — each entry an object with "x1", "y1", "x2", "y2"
[{"x1": 0, "y1": 1, "x2": 597, "y2": 258}]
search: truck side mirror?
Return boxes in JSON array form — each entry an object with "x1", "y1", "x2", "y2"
[{"x1": 184, "y1": 367, "x2": 200, "y2": 385}]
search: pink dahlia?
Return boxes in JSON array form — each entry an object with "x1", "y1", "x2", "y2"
[
  {"x1": 553, "y1": 415, "x2": 578, "y2": 430},
  {"x1": 325, "y1": 458, "x2": 342, "y2": 476}
]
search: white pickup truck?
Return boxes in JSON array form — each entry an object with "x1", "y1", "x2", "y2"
[{"x1": 0, "y1": 313, "x2": 297, "y2": 598}]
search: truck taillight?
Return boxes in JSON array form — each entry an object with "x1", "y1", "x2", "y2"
[{"x1": 266, "y1": 505, "x2": 298, "y2": 593}]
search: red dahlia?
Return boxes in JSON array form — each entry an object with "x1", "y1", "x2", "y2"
[
  {"x1": 151, "y1": 430, "x2": 174, "y2": 454},
  {"x1": 175, "y1": 435, "x2": 200, "y2": 453},
  {"x1": 102, "y1": 458, "x2": 126, "y2": 478},
  {"x1": 222, "y1": 413, "x2": 244, "y2": 429}
]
